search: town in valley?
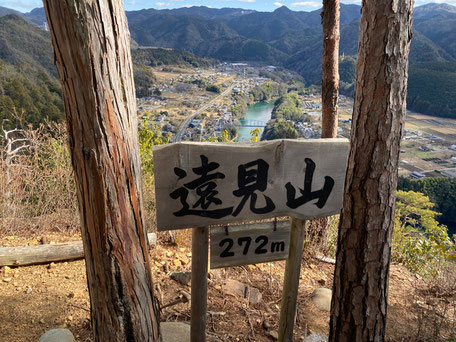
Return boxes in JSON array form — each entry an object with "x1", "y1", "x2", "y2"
[{"x1": 137, "y1": 62, "x2": 456, "y2": 180}]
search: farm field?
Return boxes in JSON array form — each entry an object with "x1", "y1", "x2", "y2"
[{"x1": 398, "y1": 112, "x2": 456, "y2": 177}]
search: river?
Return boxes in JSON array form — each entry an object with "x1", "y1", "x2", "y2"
[{"x1": 236, "y1": 102, "x2": 275, "y2": 142}]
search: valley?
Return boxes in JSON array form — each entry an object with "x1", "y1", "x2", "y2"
[{"x1": 137, "y1": 63, "x2": 456, "y2": 182}]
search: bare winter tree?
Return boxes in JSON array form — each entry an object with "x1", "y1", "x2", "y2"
[
  {"x1": 1, "y1": 125, "x2": 28, "y2": 207},
  {"x1": 43, "y1": 1, "x2": 160, "y2": 340},
  {"x1": 330, "y1": 0, "x2": 414, "y2": 341}
]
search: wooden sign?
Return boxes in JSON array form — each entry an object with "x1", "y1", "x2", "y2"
[
  {"x1": 153, "y1": 139, "x2": 348, "y2": 231},
  {"x1": 210, "y1": 221, "x2": 291, "y2": 269}
]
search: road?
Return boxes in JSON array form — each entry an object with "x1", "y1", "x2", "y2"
[{"x1": 174, "y1": 82, "x2": 237, "y2": 142}]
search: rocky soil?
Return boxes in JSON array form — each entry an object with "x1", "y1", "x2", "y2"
[{"x1": 1, "y1": 231, "x2": 455, "y2": 342}]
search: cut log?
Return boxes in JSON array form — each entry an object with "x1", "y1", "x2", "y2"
[
  {"x1": 315, "y1": 255, "x2": 336, "y2": 265},
  {"x1": 0, "y1": 233, "x2": 156, "y2": 267}
]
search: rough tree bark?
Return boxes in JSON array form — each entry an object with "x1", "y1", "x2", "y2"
[
  {"x1": 42, "y1": 1, "x2": 160, "y2": 341},
  {"x1": 308, "y1": 0, "x2": 340, "y2": 248},
  {"x1": 329, "y1": 1, "x2": 414, "y2": 341}
]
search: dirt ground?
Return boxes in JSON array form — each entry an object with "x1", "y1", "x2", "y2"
[{"x1": 1, "y1": 231, "x2": 455, "y2": 342}]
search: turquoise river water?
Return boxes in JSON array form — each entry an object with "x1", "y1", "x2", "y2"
[{"x1": 236, "y1": 102, "x2": 275, "y2": 142}]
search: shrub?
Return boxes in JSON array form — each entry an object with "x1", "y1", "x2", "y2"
[
  {"x1": 392, "y1": 190, "x2": 455, "y2": 277},
  {"x1": 138, "y1": 115, "x2": 171, "y2": 231},
  {"x1": 206, "y1": 84, "x2": 221, "y2": 93}
]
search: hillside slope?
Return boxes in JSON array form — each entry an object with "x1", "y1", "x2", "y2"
[
  {"x1": 0, "y1": 15, "x2": 63, "y2": 128},
  {"x1": 0, "y1": 14, "x2": 56, "y2": 76}
]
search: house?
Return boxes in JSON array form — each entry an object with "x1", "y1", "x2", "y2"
[
  {"x1": 410, "y1": 171, "x2": 425, "y2": 179},
  {"x1": 442, "y1": 170, "x2": 456, "y2": 178}
]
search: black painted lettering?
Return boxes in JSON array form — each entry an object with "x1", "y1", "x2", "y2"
[
  {"x1": 254, "y1": 235, "x2": 268, "y2": 254},
  {"x1": 271, "y1": 241, "x2": 285, "y2": 253},
  {"x1": 238, "y1": 237, "x2": 252, "y2": 255},
  {"x1": 219, "y1": 238, "x2": 234, "y2": 258}
]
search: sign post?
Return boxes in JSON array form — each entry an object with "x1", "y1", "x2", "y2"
[
  {"x1": 191, "y1": 226, "x2": 209, "y2": 342},
  {"x1": 278, "y1": 218, "x2": 307, "y2": 341},
  {"x1": 153, "y1": 139, "x2": 348, "y2": 341}
]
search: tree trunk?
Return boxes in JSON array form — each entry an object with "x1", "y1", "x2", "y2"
[
  {"x1": 308, "y1": 0, "x2": 340, "y2": 249},
  {"x1": 321, "y1": 0, "x2": 340, "y2": 139},
  {"x1": 42, "y1": 1, "x2": 160, "y2": 341},
  {"x1": 329, "y1": 1, "x2": 413, "y2": 341}
]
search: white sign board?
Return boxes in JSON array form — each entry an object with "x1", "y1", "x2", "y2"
[
  {"x1": 153, "y1": 139, "x2": 348, "y2": 231},
  {"x1": 210, "y1": 221, "x2": 291, "y2": 269}
]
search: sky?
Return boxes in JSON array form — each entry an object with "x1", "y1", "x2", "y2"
[{"x1": 0, "y1": 0, "x2": 454, "y2": 14}]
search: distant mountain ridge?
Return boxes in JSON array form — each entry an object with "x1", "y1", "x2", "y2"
[
  {"x1": 1, "y1": 3, "x2": 456, "y2": 117},
  {"x1": 151, "y1": 6, "x2": 255, "y2": 19},
  {"x1": 22, "y1": 7, "x2": 47, "y2": 27},
  {"x1": 0, "y1": 6, "x2": 22, "y2": 17},
  {"x1": 125, "y1": 3, "x2": 456, "y2": 74},
  {"x1": 4, "y1": 3, "x2": 456, "y2": 66},
  {"x1": 414, "y1": 3, "x2": 456, "y2": 19}
]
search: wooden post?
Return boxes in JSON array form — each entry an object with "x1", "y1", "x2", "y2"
[
  {"x1": 191, "y1": 226, "x2": 209, "y2": 342},
  {"x1": 278, "y1": 218, "x2": 306, "y2": 342}
]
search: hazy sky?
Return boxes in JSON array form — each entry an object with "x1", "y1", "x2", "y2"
[{"x1": 0, "y1": 0, "x2": 453, "y2": 14}]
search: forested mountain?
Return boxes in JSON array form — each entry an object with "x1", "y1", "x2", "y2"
[
  {"x1": 0, "y1": 6, "x2": 48, "y2": 28},
  {"x1": 132, "y1": 48, "x2": 215, "y2": 68},
  {"x1": 0, "y1": 15, "x2": 63, "y2": 128},
  {"x1": 126, "y1": 4, "x2": 363, "y2": 65},
  {"x1": 225, "y1": 4, "x2": 361, "y2": 42},
  {"x1": 2, "y1": 3, "x2": 456, "y2": 118},
  {"x1": 414, "y1": 13, "x2": 456, "y2": 60},
  {"x1": 0, "y1": 14, "x2": 215, "y2": 128},
  {"x1": 408, "y1": 62, "x2": 456, "y2": 117},
  {"x1": 126, "y1": 10, "x2": 287, "y2": 64},
  {"x1": 4, "y1": 4, "x2": 456, "y2": 69},
  {"x1": 0, "y1": 15, "x2": 56, "y2": 75}
]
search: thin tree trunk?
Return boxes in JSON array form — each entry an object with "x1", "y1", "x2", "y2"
[
  {"x1": 308, "y1": 0, "x2": 341, "y2": 249},
  {"x1": 42, "y1": 1, "x2": 160, "y2": 341},
  {"x1": 321, "y1": 0, "x2": 340, "y2": 139},
  {"x1": 329, "y1": 1, "x2": 414, "y2": 341}
]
